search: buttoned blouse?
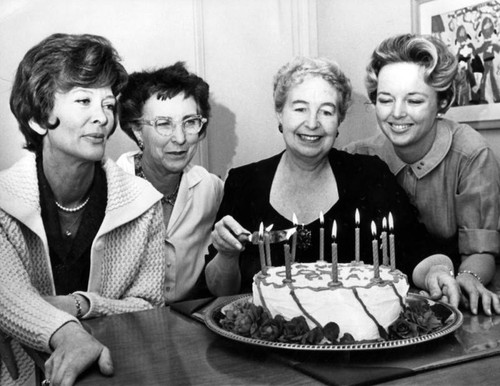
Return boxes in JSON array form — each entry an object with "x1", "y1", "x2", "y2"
[
  {"x1": 345, "y1": 118, "x2": 500, "y2": 268},
  {"x1": 117, "y1": 150, "x2": 223, "y2": 303}
]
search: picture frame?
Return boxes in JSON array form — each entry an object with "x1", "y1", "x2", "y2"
[{"x1": 412, "y1": 0, "x2": 500, "y2": 129}]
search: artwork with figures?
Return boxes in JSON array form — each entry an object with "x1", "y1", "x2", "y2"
[{"x1": 427, "y1": 1, "x2": 500, "y2": 106}]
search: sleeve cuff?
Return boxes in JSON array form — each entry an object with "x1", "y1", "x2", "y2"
[{"x1": 459, "y1": 228, "x2": 500, "y2": 256}]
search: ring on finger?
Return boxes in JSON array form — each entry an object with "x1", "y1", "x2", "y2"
[{"x1": 42, "y1": 380, "x2": 51, "y2": 386}]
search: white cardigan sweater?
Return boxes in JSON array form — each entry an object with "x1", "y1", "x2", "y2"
[{"x1": 0, "y1": 153, "x2": 166, "y2": 385}]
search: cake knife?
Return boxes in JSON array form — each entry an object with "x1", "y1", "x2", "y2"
[{"x1": 237, "y1": 227, "x2": 296, "y2": 244}]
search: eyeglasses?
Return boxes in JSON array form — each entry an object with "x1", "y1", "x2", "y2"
[{"x1": 131, "y1": 115, "x2": 207, "y2": 136}]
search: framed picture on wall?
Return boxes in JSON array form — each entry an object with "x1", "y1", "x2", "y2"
[{"x1": 412, "y1": 0, "x2": 500, "y2": 129}]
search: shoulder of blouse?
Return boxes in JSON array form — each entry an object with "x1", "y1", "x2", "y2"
[
  {"x1": 225, "y1": 152, "x2": 283, "y2": 185},
  {"x1": 329, "y1": 148, "x2": 392, "y2": 179}
]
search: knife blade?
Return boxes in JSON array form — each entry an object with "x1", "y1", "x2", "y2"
[{"x1": 239, "y1": 227, "x2": 297, "y2": 245}]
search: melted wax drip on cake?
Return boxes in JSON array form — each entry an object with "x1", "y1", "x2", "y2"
[
  {"x1": 290, "y1": 289, "x2": 323, "y2": 329},
  {"x1": 352, "y1": 288, "x2": 388, "y2": 339},
  {"x1": 388, "y1": 282, "x2": 406, "y2": 308}
]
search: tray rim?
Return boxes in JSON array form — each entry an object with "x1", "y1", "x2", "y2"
[{"x1": 204, "y1": 293, "x2": 464, "y2": 351}]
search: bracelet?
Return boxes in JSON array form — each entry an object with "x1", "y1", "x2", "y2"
[
  {"x1": 457, "y1": 270, "x2": 483, "y2": 284},
  {"x1": 435, "y1": 265, "x2": 454, "y2": 277},
  {"x1": 71, "y1": 293, "x2": 83, "y2": 319}
]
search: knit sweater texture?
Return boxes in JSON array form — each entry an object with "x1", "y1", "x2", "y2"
[{"x1": 0, "y1": 153, "x2": 166, "y2": 385}]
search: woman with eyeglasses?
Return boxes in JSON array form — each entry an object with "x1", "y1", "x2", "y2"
[
  {"x1": 117, "y1": 62, "x2": 223, "y2": 303},
  {"x1": 205, "y1": 56, "x2": 452, "y2": 297}
]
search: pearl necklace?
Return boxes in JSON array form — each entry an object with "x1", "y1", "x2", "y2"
[{"x1": 54, "y1": 196, "x2": 90, "y2": 213}]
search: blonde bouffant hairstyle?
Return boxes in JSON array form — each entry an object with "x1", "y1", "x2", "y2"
[{"x1": 365, "y1": 33, "x2": 458, "y2": 113}]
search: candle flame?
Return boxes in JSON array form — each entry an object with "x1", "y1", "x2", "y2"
[
  {"x1": 388, "y1": 212, "x2": 394, "y2": 231},
  {"x1": 266, "y1": 224, "x2": 274, "y2": 232},
  {"x1": 286, "y1": 227, "x2": 297, "y2": 240},
  {"x1": 292, "y1": 213, "x2": 298, "y2": 225},
  {"x1": 382, "y1": 217, "x2": 387, "y2": 230},
  {"x1": 355, "y1": 208, "x2": 360, "y2": 225},
  {"x1": 319, "y1": 211, "x2": 324, "y2": 225},
  {"x1": 331, "y1": 220, "x2": 337, "y2": 240},
  {"x1": 371, "y1": 221, "x2": 377, "y2": 237},
  {"x1": 259, "y1": 222, "x2": 264, "y2": 237}
]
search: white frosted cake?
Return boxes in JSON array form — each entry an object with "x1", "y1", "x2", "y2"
[{"x1": 252, "y1": 262, "x2": 409, "y2": 341}]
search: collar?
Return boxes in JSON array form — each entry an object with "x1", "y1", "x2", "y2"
[
  {"x1": 182, "y1": 164, "x2": 206, "y2": 190},
  {"x1": 378, "y1": 119, "x2": 453, "y2": 179},
  {"x1": 407, "y1": 120, "x2": 452, "y2": 179}
]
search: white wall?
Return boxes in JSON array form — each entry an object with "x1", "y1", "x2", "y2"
[
  {"x1": 0, "y1": 0, "x2": 201, "y2": 170},
  {"x1": 2, "y1": 0, "x2": 499, "y2": 174},
  {"x1": 202, "y1": 0, "x2": 317, "y2": 177},
  {"x1": 316, "y1": 0, "x2": 500, "y2": 161},
  {"x1": 0, "y1": 0, "x2": 318, "y2": 179},
  {"x1": 316, "y1": 0, "x2": 413, "y2": 149}
]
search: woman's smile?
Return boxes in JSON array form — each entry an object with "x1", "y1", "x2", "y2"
[
  {"x1": 82, "y1": 132, "x2": 106, "y2": 144},
  {"x1": 388, "y1": 122, "x2": 413, "y2": 133},
  {"x1": 297, "y1": 133, "x2": 323, "y2": 142}
]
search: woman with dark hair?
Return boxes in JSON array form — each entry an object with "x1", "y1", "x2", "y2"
[
  {"x1": 346, "y1": 33, "x2": 500, "y2": 315},
  {"x1": 117, "y1": 63, "x2": 223, "y2": 303},
  {"x1": 0, "y1": 33, "x2": 166, "y2": 386}
]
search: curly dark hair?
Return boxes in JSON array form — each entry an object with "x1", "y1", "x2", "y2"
[
  {"x1": 9, "y1": 33, "x2": 128, "y2": 153},
  {"x1": 118, "y1": 62, "x2": 211, "y2": 148}
]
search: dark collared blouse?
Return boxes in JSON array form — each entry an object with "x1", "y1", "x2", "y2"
[{"x1": 207, "y1": 149, "x2": 443, "y2": 293}]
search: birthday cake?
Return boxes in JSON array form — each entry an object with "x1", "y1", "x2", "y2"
[{"x1": 252, "y1": 261, "x2": 409, "y2": 341}]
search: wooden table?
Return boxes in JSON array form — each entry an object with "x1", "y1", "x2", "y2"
[
  {"x1": 29, "y1": 267, "x2": 500, "y2": 386},
  {"x1": 73, "y1": 306, "x2": 321, "y2": 385}
]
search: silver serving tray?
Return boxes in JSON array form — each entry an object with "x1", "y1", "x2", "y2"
[{"x1": 204, "y1": 293, "x2": 463, "y2": 351}]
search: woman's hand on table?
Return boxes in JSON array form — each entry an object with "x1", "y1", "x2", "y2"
[
  {"x1": 424, "y1": 265, "x2": 462, "y2": 308},
  {"x1": 456, "y1": 273, "x2": 500, "y2": 316},
  {"x1": 211, "y1": 215, "x2": 250, "y2": 257},
  {"x1": 46, "y1": 321, "x2": 113, "y2": 386}
]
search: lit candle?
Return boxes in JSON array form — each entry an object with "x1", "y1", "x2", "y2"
[
  {"x1": 258, "y1": 222, "x2": 266, "y2": 274},
  {"x1": 371, "y1": 221, "x2": 380, "y2": 280},
  {"x1": 381, "y1": 217, "x2": 388, "y2": 266},
  {"x1": 319, "y1": 211, "x2": 324, "y2": 262},
  {"x1": 331, "y1": 220, "x2": 338, "y2": 283},
  {"x1": 264, "y1": 224, "x2": 273, "y2": 267},
  {"x1": 388, "y1": 213, "x2": 396, "y2": 270},
  {"x1": 291, "y1": 213, "x2": 298, "y2": 263},
  {"x1": 284, "y1": 244, "x2": 292, "y2": 281},
  {"x1": 355, "y1": 209, "x2": 360, "y2": 263}
]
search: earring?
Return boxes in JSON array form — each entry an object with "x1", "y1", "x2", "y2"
[
  {"x1": 278, "y1": 123, "x2": 283, "y2": 133},
  {"x1": 437, "y1": 112, "x2": 443, "y2": 119},
  {"x1": 133, "y1": 131, "x2": 144, "y2": 151},
  {"x1": 28, "y1": 119, "x2": 48, "y2": 136}
]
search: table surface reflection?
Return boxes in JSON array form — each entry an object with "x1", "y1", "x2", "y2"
[
  {"x1": 76, "y1": 306, "x2": 321, "y2": 385},
  {"x1": 42, "y1": 266, "x2": 500, "y2": 385}
]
